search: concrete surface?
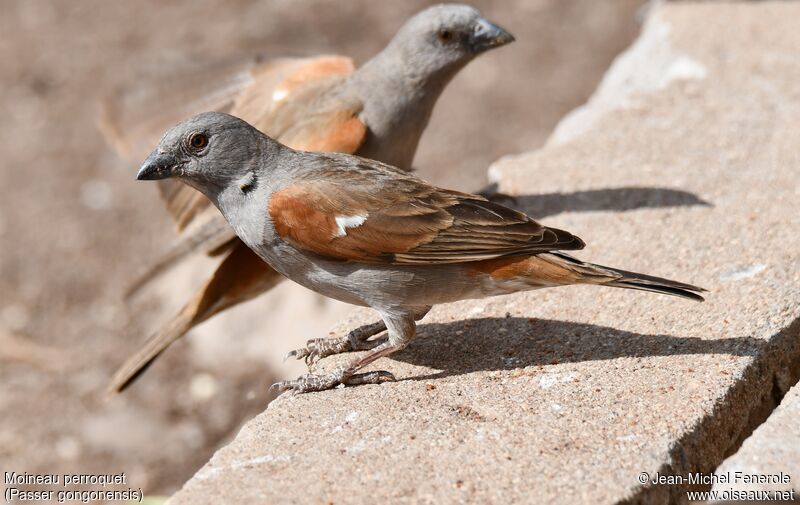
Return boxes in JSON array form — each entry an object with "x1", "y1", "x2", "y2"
[
  {"x1": 710, "y1": 382, "x2": 800, "y2": 500},
  {"x1": 169, "y1": 2, "x2": 800, "y2": 504}
]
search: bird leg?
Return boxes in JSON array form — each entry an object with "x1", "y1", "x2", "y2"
[
  {"x1": 272, "y1": 340, "x2": 400, "y2": 393},
  {"x1": 272, "y1": 311, "x2": 420, "y2": 394},
  {"x1": 284, "y1": 321, "x2": 387, "y2": 366}
]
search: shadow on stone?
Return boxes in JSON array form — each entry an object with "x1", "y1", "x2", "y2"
[
  {"x1": 391, "y1": 317, "x2": 760, "y2": 381},
  {"x1": 482, "y1": 185, "x2": 710, "y2": 219}
]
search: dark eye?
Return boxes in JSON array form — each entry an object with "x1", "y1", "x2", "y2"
[
  {"x1": 437, "y1": 29, "x2": 454, "y2": 43},
  {"x1": 188, "y1": 132, "x2": 208, "y2": 151}
]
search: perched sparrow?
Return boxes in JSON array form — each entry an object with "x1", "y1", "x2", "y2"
[
  {"x1": 135, "y1": 112, "x2": 706, "y2": 394},
  {"x1": 103, "y1": 4, "x2": 515, "y2": 392}
]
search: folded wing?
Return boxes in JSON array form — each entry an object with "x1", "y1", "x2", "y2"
[{"x1": 268, "y1": 164, "x2": 585, "y2": 265}]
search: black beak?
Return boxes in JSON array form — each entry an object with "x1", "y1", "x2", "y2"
[
  {"x1": 471, "y1": 18, "x2": 515, "y2": 52},
  {"x1": 136, "y1": 152, "x2": 179, "y2": 181}
]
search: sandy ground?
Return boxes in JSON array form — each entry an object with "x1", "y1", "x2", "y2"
[{"x1": 0, "y1": 0, "x2": 643, "y2": 496}]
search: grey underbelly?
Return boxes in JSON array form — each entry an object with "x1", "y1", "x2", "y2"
[{"x1": 255, "y1": 243, "x2": 488, "y2": 310}]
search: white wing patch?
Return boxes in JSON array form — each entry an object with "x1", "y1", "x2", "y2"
[
  {"x1": 334, "y1": 215, "x2": 367, "y2": 237},
  {"x1": 272, "y1": 88, "x2": 289, "y2": 103}
]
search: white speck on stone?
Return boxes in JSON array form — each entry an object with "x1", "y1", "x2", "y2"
[
  {"x1": 381, "y1": 436, "x2": 392, "y2": 443},
  {"x1": 233, "y1": 454, "x2": 289, "y2": 468},
  {"x1": 539, "y1": 374, "x2": 558, "y2": 389},
  {"x1": 348, "y1": 440, "x2": 366, "y2": 454},
  {"x1": 334, "y1": 215, "x2": 367, "y2": 237},
  {"x1": 469, "y1": 305, "x2": 485, "y2": 316},
  {"x1": 502, "y1": 356, "x2": 521, "y2": 368},
  {"x1": 550, "y1": 403, "x2": 563, "y2": 412},
  {"x1": 538, "y1": 372, "x2": 577, "y2": 389},
  {"x1": 196, "y1": 454, "x2": 291, "y2": 480},
  {"x1": 189, "y1": 373, "x2": 219, "y2": 401},
  {"x1": 194, "y1": 466, "x2": 222, "y2": 481},
  {"x1": 720, "y1": 264, "x2": 767, "y2": 282},
  {"x1": 666, "y1": 56, "x2": 707, "y2": 82},
  {"x1": 617, "y1": 433, "x2": 638, "y2": 442},
  {"x1": 79, "y1": 179, "x2": 113, "y2": 210},
  {"x1": 328, "y1": 411, "x2": 359, "y2": 435}
]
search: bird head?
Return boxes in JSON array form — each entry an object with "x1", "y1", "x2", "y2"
[
  {"x1": 387, "y1": 4, "x2": 514, "y2": 81},
  {"x1": 136, "y1": 112, "x2": 272, "y2": 203}
]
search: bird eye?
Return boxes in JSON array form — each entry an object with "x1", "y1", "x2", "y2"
[
  {"x1": 188, "y1": 132, "x2": 208, "y2": 151},
  {"x1": 437, "y1": 29, "x2": 454, "y2": 43}
]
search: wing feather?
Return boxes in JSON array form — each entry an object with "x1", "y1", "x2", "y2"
[{"x1": 268, "y1": 165, "x2": 585, "y2": 265}]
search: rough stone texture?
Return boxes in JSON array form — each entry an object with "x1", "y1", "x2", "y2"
[
  {"x1": 169, "y1": 3, "x2": 800, "y2": 504},
  {"x1": 710, "y1": 383, "x2": 800, "y2": 499}
]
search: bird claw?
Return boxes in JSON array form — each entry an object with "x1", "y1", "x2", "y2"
[
  {"x1": 282, "y1": 347, "x2": 312, "y2": 364},
  {"x1": 284, "y1": 337, "x2": 354, "y2": 366},
  {"x1": 270, "y1": 370, "x2": 396, "y2": 395},
  {"x1": 284, "y1": 323, "x2": 389, "y2": 367}
]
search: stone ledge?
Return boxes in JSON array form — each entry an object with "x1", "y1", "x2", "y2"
[
  {"x1": 169, "y1": 3, "x2": 800, "y2": 504},
  {"x1": 709, "y1": 381, "x2": 800, "y2": 501}
]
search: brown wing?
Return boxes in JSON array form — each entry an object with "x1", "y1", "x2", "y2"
[{"x1": 268, "y1": 166, "x2": 584, "y2": 265}]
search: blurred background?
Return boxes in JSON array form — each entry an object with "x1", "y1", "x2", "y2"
[{"x1": 0, "y1": 0, "x2": 645, "y2": 496}]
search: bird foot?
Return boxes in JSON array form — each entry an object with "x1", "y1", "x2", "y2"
[
  {"x1": 284, "y1": 336, "x2": 353, "y2": 366},
  {"x1": 270, "y1": 369, "x2": 396, "y2": 394},
  {"x1": 284, "y1": 324, "x2": 387, "y2": 366}
]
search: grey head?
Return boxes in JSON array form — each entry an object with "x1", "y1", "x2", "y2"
[
  {"x1": 367, "y1": 3, "x2": 514, "y2": 84},
  {"x1": 351, "y1": 4, "x2": 514, "y2": 169},
  {"x1": 136, "y1": 111, "x2": 280, "y2": 206}
]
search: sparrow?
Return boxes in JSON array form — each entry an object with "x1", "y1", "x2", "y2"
[
  {"x1": 135, "y1": 112, "x2": 706, "y2": 394},
  {"x1": 103, "y1": 4, "x2": 515, "y2": 392}
]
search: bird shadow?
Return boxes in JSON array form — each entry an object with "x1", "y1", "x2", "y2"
[
  {"x1": 480, "y1": 185, "x2": 710, "y2": 219},
  {"x1": 390, "y1": 317, "x2": 760, "y2": 381}
]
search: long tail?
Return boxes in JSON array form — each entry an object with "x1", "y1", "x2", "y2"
[
  {"x1": 107, "y1": 304, "x2": 200, "y2": 394},
  {"x1": 548, "y1": 252, "x2": 706, "y2": 301},
  {"x1": 124, "y1": 217, "x2": 236, "y2": 300},
  {"x1": 110, "y1": 244, "x2": 283, "y2": 394}
]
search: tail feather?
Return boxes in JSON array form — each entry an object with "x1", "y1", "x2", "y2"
[
  {"x1": 107, "y1": 306, "x2": 200, "y2": 394},
  {"x1": 549, "y1": 252, "x2": 706, "y2": 302},
  {"x1": 604, "y1": 277, "x2": 706, "y2": 302},
  {"x1": 124, "y1": 217, "x2": 236, "y2": 300},
  {"x1": 111, "y1": 245, "x2": 284, "y2": 394}
]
